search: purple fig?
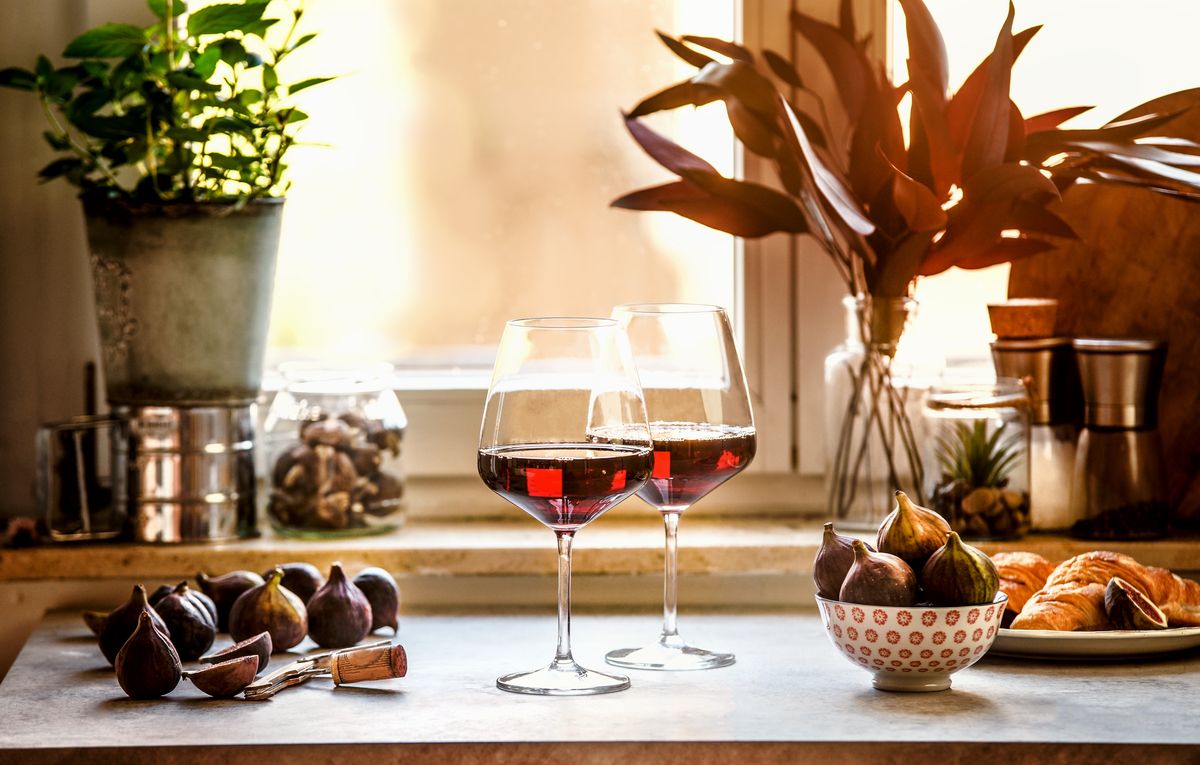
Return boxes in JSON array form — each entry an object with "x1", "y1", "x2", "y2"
[
  {"x1": 99, "y1": 585, "x2": 169, "y2": 666},
  {"x1": 839, "y1": 540, "x2": 918, "y2": 607},
  {"x1": 200, "y1": 631, "x2": 272, "y2": 675},
  {"x1": 228, "y1": 568, "x2": 307, "y2": 650},
  {"x1": 184, "y1": 655, "x2": 259, "y2": 698},
  {"x1": 262, "y1": 562, "x2": 324, "y2": 603},
  {"x1": 115, "y1": 611, "x2": 181, "y2": 699},
  {"x1": 307, "y1": 562, "x2": 372, "y2": 648},
  {"x1": 814, "y1": 522, "x2": 873, "y2": 599},
  {"x1": 197, "y1": 570, "x2": 264, "y2": 632},
  {"x1": 353, "y1": 567, "x2": 400, "y2": 633},
  {"x1": 154, "y1": 582, "x2": 216, "y2": 661}
]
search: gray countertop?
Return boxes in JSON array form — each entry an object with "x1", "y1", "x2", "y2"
[{"x1": 1, "y1": 612, "x2": 1198, "y2": 764}]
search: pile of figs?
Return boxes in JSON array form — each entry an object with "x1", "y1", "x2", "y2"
[
  {"x1": 816, "y1": 491, "x2": 1000, "y2": 608},
  {"x1": 84, "y1": 561, "x2": 401, "y2": 700}
]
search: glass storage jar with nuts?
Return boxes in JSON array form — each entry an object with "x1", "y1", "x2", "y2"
[
  {"x1": 922, "y1": 379, "x2": 1031, "y2": 540},
  {"x1": 263, "y1": 363, "x2": 407, "y2": 537}
]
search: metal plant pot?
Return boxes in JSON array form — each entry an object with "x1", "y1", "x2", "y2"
[{"x1": 82, "y1": 196, "x2": 283, "y2": 406}]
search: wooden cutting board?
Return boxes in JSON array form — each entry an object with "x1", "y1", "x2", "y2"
[{"x1": 1008, "y1": 107, "x2": 1200, "y2": 529}]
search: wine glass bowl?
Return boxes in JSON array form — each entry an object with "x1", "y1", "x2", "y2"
[
  {"x1": 478, "y1": 317, "x2": 652, "y2": 695},
  {"x1": 603, "y1": 304, "x2": 755, "y2": 671}
]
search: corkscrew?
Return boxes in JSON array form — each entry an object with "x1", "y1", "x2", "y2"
[{"x1": 243, "y1": 640, "x2": 407, "y2": 700}]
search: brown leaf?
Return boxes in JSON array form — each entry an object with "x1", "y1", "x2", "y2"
[
  {"x1": 1025, "y1": 111, "x2": 1189, "y2": 161},
  {"x1": 612, "y1": 180, "x2": 806, "y2": 238},
  {"x1": 691, "y1": 60, "x2": 778, "y2": 117},
  {"x1": 908, "y1": 66, "x2": 958, "y2": 194},
  {"x1": 1024, "y1": 106, "x2": 1093, "y2": 134},
  {"x1": 681, "y1": 35, "x2": 753, "y2": 64},
  {"x1": 946, "y1": 25, "x2": 1040, "y2": 147},
  {"x1": 762, "y1": 49, "x2": 803, "y2": 89},
  {"x1": 896, "y1": 0, "x2": 949, "y2": 97},
  {"x1": 790, "y1": 8, "x2": 871, "y2": 121},
  {"x1": 1065, "y1": 139, "x2": 1200, "y2": 167},
  {"x1": 628, "y1": 81, "x2": 718, "y2": 119},
  {"x1": 1004, "y1": 99, "x2": 1025, "y2": 162},
  {"x1": 849, "y1": 80, "x2": 907, "y2": 202},
  {"x1": 965, "y1": 163, "x2": 1059, "y2": 204},
  {"x1": 961, "y1": 2, "x2": 1015, "y2": 183},
  {"x1": 1009, "y1": 199, "x2": 1077, "y2": 239},
  {"x1": 874, "y1": 230, "x2": 936, "y2": 297},
  {"x1": 780, "y1": 98, "x2": 875, "y2": 236},
  {"x1": 655, "y1": 31, "x2": 714, "y2": 68},
  {"x1": 839, "y1": 0, "x2": 857, "y2": 42},
  {"x1": 623, "y1": 114, "x2": 720, "y2": 179},
  {"x1": 883, "y1": 147, "x2": 946, "y2": 232},
  {"x1": 725, "y1": 99, "x2": 778, "y2": 156}
]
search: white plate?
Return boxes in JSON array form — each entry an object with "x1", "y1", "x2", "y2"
[{"x1": 991, "y1": 626, "x2": 1200, "y2": 659}]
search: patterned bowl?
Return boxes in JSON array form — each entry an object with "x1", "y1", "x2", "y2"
[{"x1": 816, "y1": 593, "x2": 1008, "y2": 692}]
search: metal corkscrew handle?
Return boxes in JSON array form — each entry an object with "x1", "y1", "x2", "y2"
[{"x1": 329, "y1": 643, "x2": 408, "y2": 685}]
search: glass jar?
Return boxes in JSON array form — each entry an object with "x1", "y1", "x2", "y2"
[
  {"x1": 922, "y1": 379, "x2": 1031, "y2": 540},
  {"x1": 824, "y1": 295, "x2": 924, "y2": 530},
  {"x1": 263, "y1": 363, "x2": 407, "y2": 537}
]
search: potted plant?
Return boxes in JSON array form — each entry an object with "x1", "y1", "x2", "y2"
[
  {"x1": 614, "y1": 0, "x2": 1200, "y2": 524},
  {"x1": 0, "y1": 0, "x2": 331, "y2": 406}
]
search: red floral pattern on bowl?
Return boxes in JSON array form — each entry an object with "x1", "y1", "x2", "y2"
[{"x1": 815, "y1": 593, "x2": 1007, "y2": 693}]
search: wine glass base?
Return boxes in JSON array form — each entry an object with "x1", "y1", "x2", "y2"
[
  {"x1": 496, "y1": 660, "x2": 631, "y2": 696},
  {"x1": 605, "y1": 636, "x2": 735, "y2": 671}
]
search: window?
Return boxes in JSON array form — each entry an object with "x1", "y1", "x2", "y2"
[{"x1": 270, "y1": 1, "x2": 740, "y2": 372}]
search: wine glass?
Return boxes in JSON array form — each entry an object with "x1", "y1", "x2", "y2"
[
  {"x1": 601, "y1": 304, "x2": 756, "y2": 670},
  {"x1": 477, "y1": 317, "x2": 653, "y2": 695}
]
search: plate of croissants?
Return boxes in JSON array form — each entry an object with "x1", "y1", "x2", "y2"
[{"x1": 989, "y1": 550, "x2": 1200, "y2": 659}]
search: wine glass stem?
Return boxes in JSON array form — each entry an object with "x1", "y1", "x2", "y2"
[
  {"x1": 554, "y1": 530, "x2": 575, "y2": 666},
  {"x1": 661, "y1": 510, "x2": 683, "y2": 638}
]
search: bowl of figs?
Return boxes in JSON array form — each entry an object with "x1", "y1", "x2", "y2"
[{"x1": 815, "y1": 491, "x2": 1007, "y2": 692}]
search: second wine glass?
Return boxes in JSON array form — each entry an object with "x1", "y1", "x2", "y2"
[{"x1": 600, "y1": 304, "x2": 756, "y2": 670}]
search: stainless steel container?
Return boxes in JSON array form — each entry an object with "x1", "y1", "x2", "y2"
[
  {"x1": 126, "y1": 405, "x2": 256, "y2": 543},
  {"x1": 991, "y1": 337, "x2": 1082, "y2": 531},
  {"x1": 1069, "y1": 338, "x2": 1169, "y2": 540}
]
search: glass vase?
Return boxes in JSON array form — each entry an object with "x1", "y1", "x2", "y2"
[{"x1": 824, "y1": 295, "x2": 924, "y2": 530}]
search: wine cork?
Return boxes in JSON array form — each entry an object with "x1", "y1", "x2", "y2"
[{"x1": 329, "y1": 644, "x2": 407, "y2": 685}]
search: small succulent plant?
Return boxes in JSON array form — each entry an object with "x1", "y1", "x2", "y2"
[{"x1": 935, "y1": 420, "x2": 1021, "y2": 490}]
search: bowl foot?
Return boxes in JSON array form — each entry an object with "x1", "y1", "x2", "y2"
[{"x1": 872, "y1": 673, "x2": 952, "y2": 693}]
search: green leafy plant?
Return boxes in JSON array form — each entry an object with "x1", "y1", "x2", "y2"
[
  {"x1": 0, "y1": 0, "x2": 332, "y2": 203},
  {"x1": 615, "y1": 0, "x2": 1200, "y2": 299},
  {"x1": 936, "y1": 420, "x2": 1021, "y2": 489}
]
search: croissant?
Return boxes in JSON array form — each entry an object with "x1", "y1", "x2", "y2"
[
  {"x1": 1011, "y1": 551, "x2": 1200, "y2": 630},
  {"x1": 992, "y1": 552, "x2": 1056, "y2": 617}
]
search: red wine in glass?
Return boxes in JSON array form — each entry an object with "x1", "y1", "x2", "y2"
[
  {"x1": 478, "y1": 444, "x2": 652, "y2": 531},
  {"x1": 638, "y1": 422, "x2": 757, "y2": 511}
]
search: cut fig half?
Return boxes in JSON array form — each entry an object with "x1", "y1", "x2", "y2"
[
  {"x1": 199, "y1": 630, "x2": 273, "y2": 674},
  {"x1": 1104, "y1": 577, "x2": 1168, "y2": 630}
]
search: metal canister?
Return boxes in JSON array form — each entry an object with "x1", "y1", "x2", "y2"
[
  {"x1": 1069, "y1": 338, "x2": 1169, "y2": 539},
  {"x1": 126, "y1": 405, "x2": 256, "y2": 542},
  {"x1": 991, "y1": 337, "x2": 1082, "y2": 531}
]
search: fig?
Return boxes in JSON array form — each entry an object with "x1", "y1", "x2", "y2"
[
  {"x1": 184, "y1": 655, "x2": 259, "y2": 698},
  {"x1": 876, "y1": 490, "x2": 951, "y2": 572},
  {"x1": 920, "y1": 532, "x2": 1000, "y2": 606},
  {"x1": 262, "y1": 562, "x2": 324, "y2": 604},
  {"x1": 115, "y1": 611, "x2": 182, "y2": 699},
  {"x1": 1104, "y1": 577, "x2": 1168, "y2": 630},
  {"x1": 200, "y1": 631, "x2": 273, "y2": 674},
  {"x1": 814, "y1": 523, "x2": 872, "y2": 600},
  {"x1": 153, "y1": 580, "x2": 218, "y2": 627},
  {"x1": 197, "y1": 570, "x2": 265, "y2": 632},
  {"x1": 154, "y1": 582, "x2": 217, "y2": 661},
  {"x1": 307, "y1": 562, "x2": 373, "y2": 648},
  {"x1": 228, "y1": 568, "x2": 308, "y2": 650},
  {"x1": 149, "y1": 584, "x2": 174, "y2": 607},
  {"x1": 839, "y1": 540, "x2": 917, "y2": 607},
  {"x1": 82, "y1": 610, "x2": 108, "y2": 637},
  {"x1": 353, "y1": 567, "x2": 400, "y2": 633},
  {"x1": 99, "y1": 585, "x2": 170, "y2": 666}
]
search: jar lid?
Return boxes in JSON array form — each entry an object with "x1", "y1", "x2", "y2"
[
  {"x1": 991, "y1": 336, "x2": 1073, "y2": 351},
  {"x1": 925, "y1": 378, "x2": 1030, "y2": 412}
]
